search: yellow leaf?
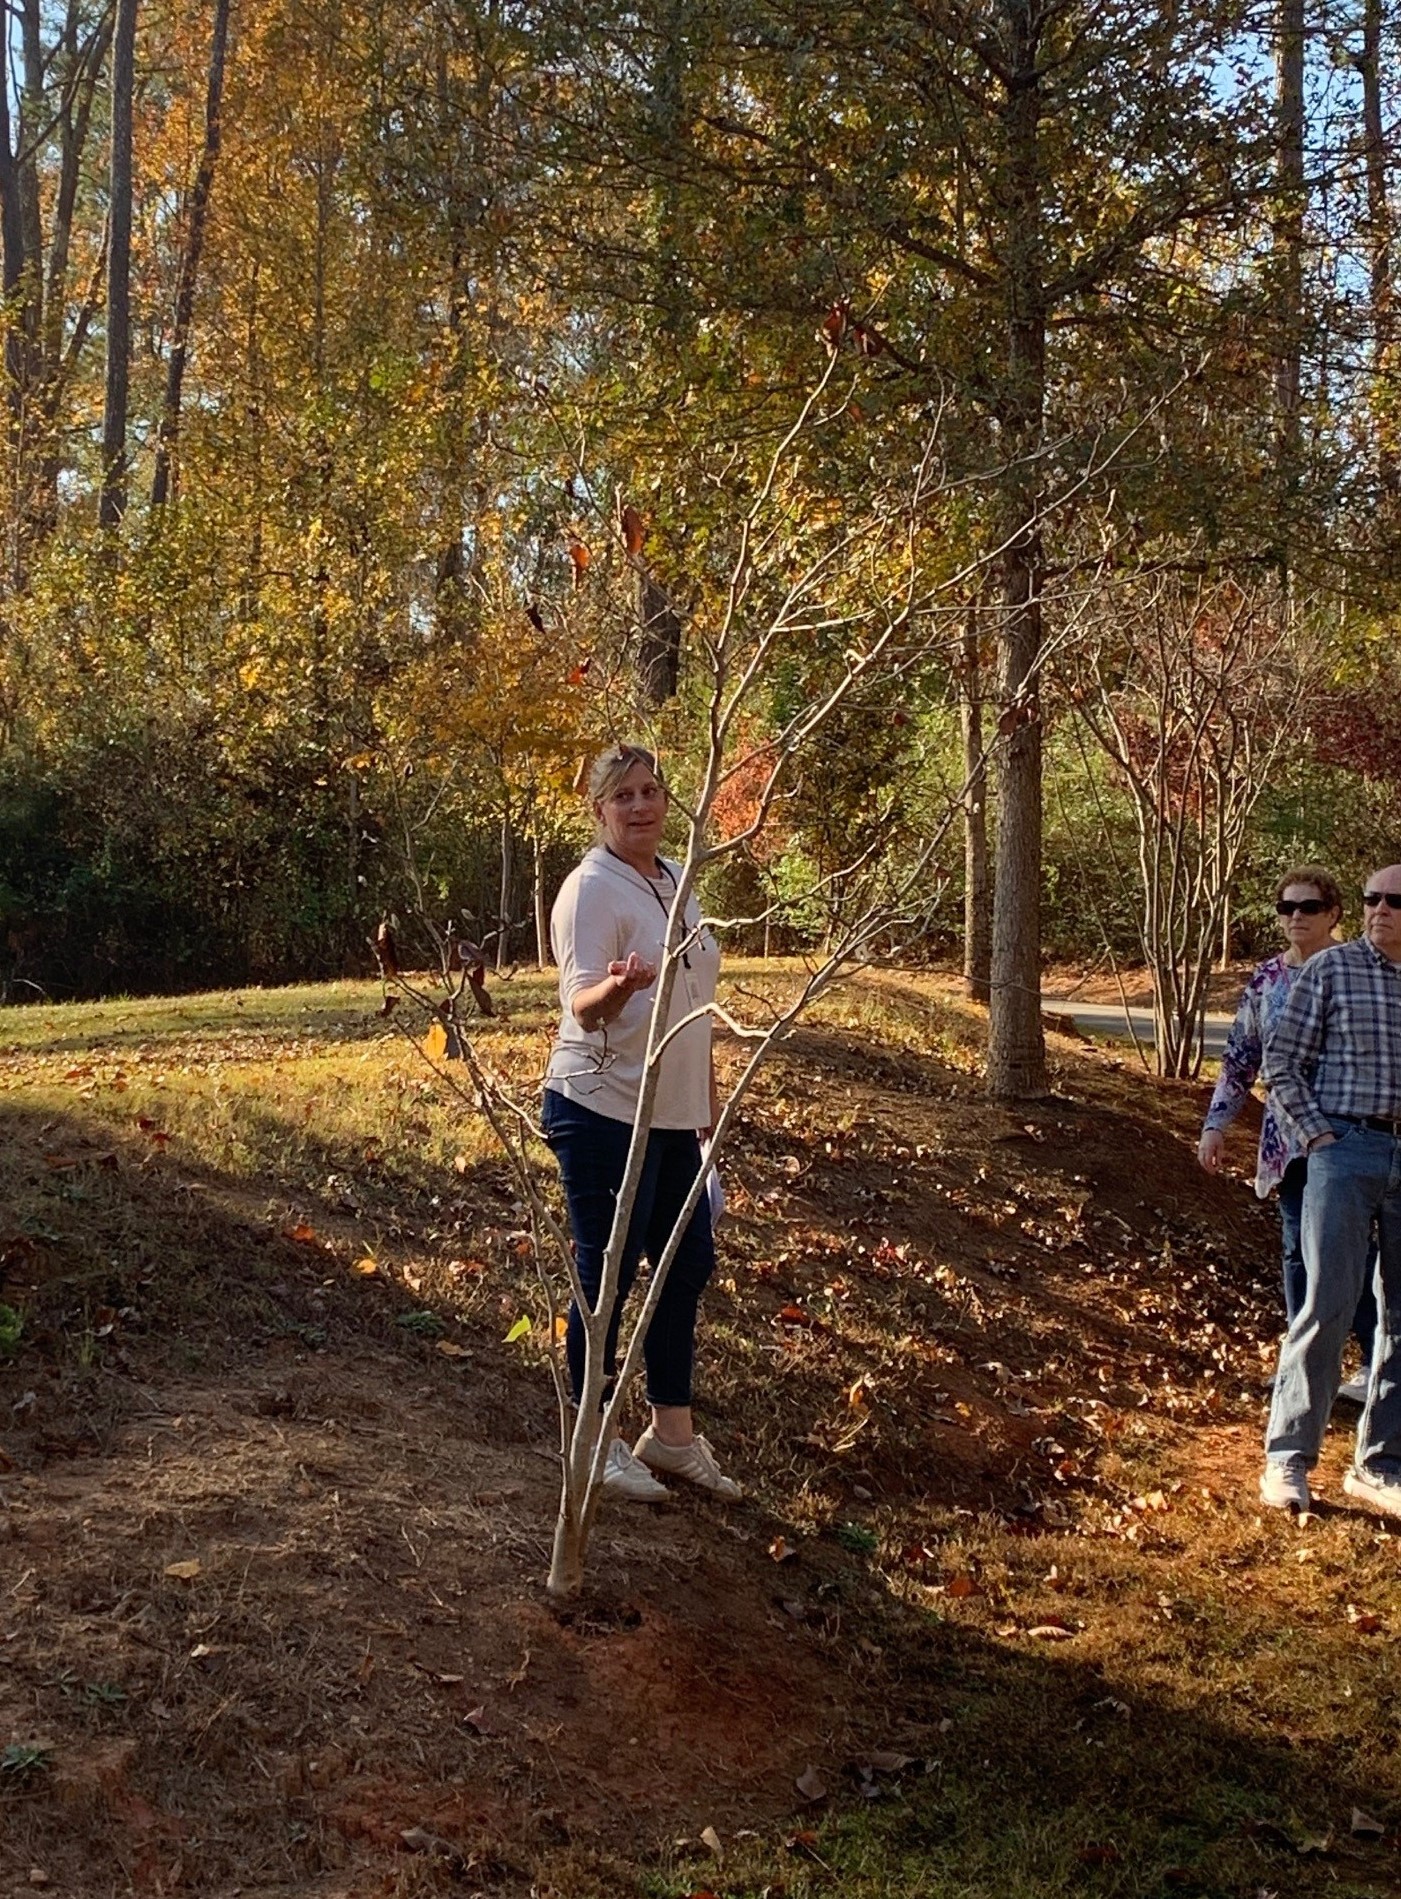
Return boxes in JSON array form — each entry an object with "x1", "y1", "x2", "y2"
[
  {"x1": 503, "y1": 1316, "x2": 531, "y2": 1343},
  {"x1": 354, "y1": 1257, "x2": 379, "y2": 1276},
  {"x1": 553, "y1": 1314, "x2": 568, "y2": 1340},
  {"x1": 164, "y1": 1559, "x2": 202, "y2": 1581},
  {"x1": 423, "y1": 1020, "x2": 448, "y2": 1060}
]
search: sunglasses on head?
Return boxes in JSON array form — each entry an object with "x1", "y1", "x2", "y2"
[
  {"x1": 1363, "y1": 891, "x2": 1401, "y2": 910},
  {"x1": 1276, "y1": 898, "x2": 1329, "y2": 916}
]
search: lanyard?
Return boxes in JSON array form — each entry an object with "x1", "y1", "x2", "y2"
[{"x1": 609, "y1": 850, "x2": 692, "y2": 970}]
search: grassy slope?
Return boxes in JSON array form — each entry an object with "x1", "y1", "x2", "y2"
[{"x1": 1, "y1": 967, "x2": 1399, "y2": 1899}]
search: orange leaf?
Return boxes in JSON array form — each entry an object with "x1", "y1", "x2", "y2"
[
  {"x1": 620, "y1": 503, "x2": 646, "y2": 555},
  {"x1": 285, "y1": 1222, "x2": 319, "y2": 1245},
  {"x1": 567, "y1": 538, "x2": 591, "y2": 582},
  {"x1": 946, "y1": 1573, "x2": 979, "y2": 1599}
]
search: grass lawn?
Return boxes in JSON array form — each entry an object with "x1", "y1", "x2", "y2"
[{"x1": 1, "y1": 966, "x2": 1399, "y2": 1897}]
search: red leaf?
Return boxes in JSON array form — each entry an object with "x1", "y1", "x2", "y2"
[
  {"x1": 821, "y1": 302, "x2": 848, "y2": 349},
  {"x1": 567, "y1": 538, "x2": 591, "y2": 583},
  {"x1": 620, "y1": 504, "x2": 646, "y2": 556}
]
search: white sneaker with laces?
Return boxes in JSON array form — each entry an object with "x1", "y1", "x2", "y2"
[
  {"x1": 1342, "y1": 1466, "x2": 1401, "y2": 1519},
  {"x1": 1337, "y1": 1376, "x2": 1371, "y2": 1406},
  {"x1": 633, "y1": 1427, "x2": 743, "y2": 1500},
  {"x1": 601, "y1": 1436, "x2": 669, "y2": 1502},
  {"x1": 1259, "y1": 1460, "x2": 1311, "y2": 1510}
]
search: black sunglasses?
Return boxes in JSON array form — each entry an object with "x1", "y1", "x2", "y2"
[
  {"x1": 1276, "y1": 898, "x2": 1329, "y2": 917},
  {"x1": 1363, "y1": 891, "x2": 1401, "y2": 910}
]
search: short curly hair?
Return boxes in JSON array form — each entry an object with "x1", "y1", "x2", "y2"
[{"x1": 1275, "y1": 863, "x2": 1343, "y2": 915}]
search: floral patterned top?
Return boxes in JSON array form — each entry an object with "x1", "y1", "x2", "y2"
[{"x1": 1201, "y1": 952, "x2": 1302, "y2": 1200}]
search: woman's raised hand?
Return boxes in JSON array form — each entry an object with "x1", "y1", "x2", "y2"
[{"x1": 608, "y1": 952, "x2": 658, "y2": 999}]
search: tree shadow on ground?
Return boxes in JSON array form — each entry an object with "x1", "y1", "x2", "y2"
[{"x1": 1, "y1": 1076, "x2": 1394, "y2": 1899}]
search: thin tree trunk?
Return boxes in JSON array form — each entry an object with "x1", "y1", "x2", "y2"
[
  {"x1": 1361, "y1": 0, "x2": 1396, "y2": 490},
  {"x1": 1273, "y1": 0, "x2": 1305, "y2": 478},
  {"x1": 497, "y1": 805, "x2": 513, "y2": 973},
  {"x1": 986, "y1": 0, "x2": 1048, "y2": 1100},
  {"x1": 152, "y1": 0, "x2": 231, "y2": 509},
  {"x1": 961, "y1": 600, "x2": 992, "y2": 1004},
  {"x1": 533, "y1": 826, "x2": 547, "y2": 969},
  {"x1": 99, "y1": 0, "x2": 138, "y2": 533}
]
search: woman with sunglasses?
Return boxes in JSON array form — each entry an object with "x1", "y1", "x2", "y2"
[{"x1": 1198, "y1": 865, "x2": 1377, "y2": 1398}]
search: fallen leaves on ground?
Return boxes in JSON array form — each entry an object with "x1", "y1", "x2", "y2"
[{"x1": 795, "y1": 1766, "x2": 828, "y2": 1803}]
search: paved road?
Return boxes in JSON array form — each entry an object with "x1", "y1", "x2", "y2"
[{"x1": 1042, "y1": 997, "x2": 1234, "y2": 1061}]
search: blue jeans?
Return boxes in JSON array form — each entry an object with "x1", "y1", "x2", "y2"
[
  {"x1": 541, "y1": 1089, "x2": 715, "y2": 1409},
  {"x1": 1266, "y1": 1118, "x2": 1401, "y2": 1477},
  {"x1": 1277, "y1": 1156, "x2": 1378, "y2": 1362}
]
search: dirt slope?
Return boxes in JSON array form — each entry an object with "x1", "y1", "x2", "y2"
[{"x1": 0, "y1": 975, "x2": 1362, "y2": 1897}]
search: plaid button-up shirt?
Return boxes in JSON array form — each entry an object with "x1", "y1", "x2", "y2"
[{"x1": 1265, "y1": 934, "x2": 1401, "y2": 1146}]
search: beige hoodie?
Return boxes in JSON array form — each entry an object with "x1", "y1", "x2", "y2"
[{"x1": 544, "y1": 846, "x2": 717, "y2": 1129}]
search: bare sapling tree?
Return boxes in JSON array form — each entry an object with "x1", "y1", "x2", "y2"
[
  {"x1": 1065, "y1": 566, "x2": 1305, "y2": 1078},
  {"x1": 385, "y1": 382, "x2": 1019, "y2": 1597}
]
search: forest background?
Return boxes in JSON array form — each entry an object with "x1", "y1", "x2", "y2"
[{"x1": 1, "y1": 0, "x2": 1400, "y2": 1096}]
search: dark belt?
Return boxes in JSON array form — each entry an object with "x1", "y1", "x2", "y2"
[{"x1": 1342, "y1": 1114, "x2": 1401, "y2": 1138}]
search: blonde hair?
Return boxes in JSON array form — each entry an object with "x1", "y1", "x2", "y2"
[{"x1": 587, "y1": 743, "x2": 666, "y2": 806}]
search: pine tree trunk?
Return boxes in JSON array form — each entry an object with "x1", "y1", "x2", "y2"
[
  {"x1": 986, "y1": 0, "x2": 1048, "y2": 1100},
  {"x1": 99, "y1": 0, "x2": 138, "y2": 533},
  {"x1": 961, "y1": 601, "x2": 992, "y2": 1004}
]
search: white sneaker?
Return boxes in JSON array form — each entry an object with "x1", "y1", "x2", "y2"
[
  {"x1": 1337, "y1": 1376, "x2": 1371, "y2": 1405},
  {"x1": 1259, "y1": 1460, "x2": 1311, "y2": 1510},
  {"x1": 633, "y1": 1427, "x2": 743, "y2": 1500},
  {"x1": 1342, "y1": 1467, "x2": 1401, "y2": 1519},
  {"x1": 601, "y1": 1437, "x2": 669, "y2": 1502}
]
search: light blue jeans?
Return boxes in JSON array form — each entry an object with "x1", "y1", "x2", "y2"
[{"x1": 1265, "y1": 1117, "x2": 1401, "y2": 1478}]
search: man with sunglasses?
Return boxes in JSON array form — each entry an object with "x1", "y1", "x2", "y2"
[{"x1": 1262, "y1": 865, "x2": 1401, "y2": 1514}]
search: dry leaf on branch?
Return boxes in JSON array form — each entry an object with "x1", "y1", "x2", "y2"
[{"x1": 620, "y1": 504, "x2": 646, "y2": 556}]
